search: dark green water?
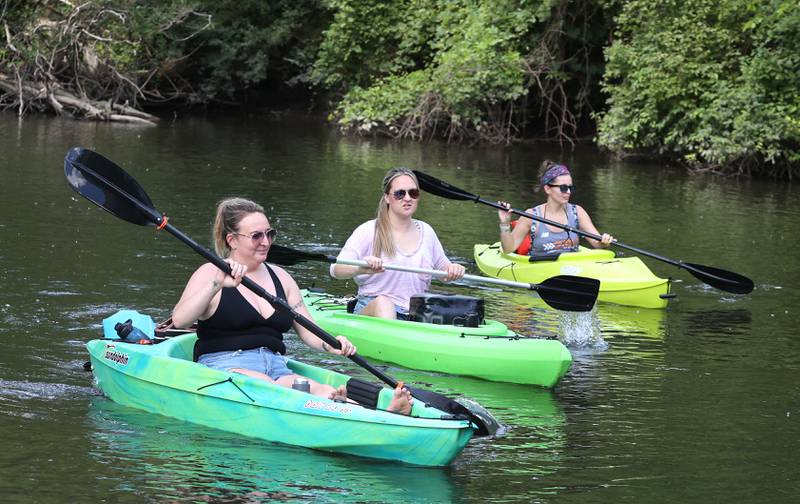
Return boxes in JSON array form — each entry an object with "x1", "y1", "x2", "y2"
[{"x1": 1, "y1": 113, "x2": 797, "y2": 503}]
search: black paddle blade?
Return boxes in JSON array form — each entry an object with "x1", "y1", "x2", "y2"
[
  {"x1": 683, "y1": 263, "x2": 754, "y2": 294},
  {"x1": 267, "y1": 244, "x2": 334, "y2": 266},
  {"x1": 64, "y1": 147, "x2": 158, "y2": 227},
  {"x1": 413, "y1": 170, "x2": 478, "y2": 201},
  {"x1": 408, "y1": 387, "x2": 498, "y2": 436},
  {"x1": 536, "y1": 275, "x2": 600, "y2": 312}
]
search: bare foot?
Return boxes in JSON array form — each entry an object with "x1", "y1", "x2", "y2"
[
  {"x1": 328, "y1": 385, "x2": 348, "y2": 403},
  {"x1": 387, "y1": 384, "x2": 413, "y2": 415}
]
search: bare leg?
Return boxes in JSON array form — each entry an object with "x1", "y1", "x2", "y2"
[
  {"x1": 359, "y1": 295, "x2": 398, "y2": 320},
  {"x1": 276, "y1": 374, "x2": 349, "y2": 401},
  {"x1": 237, "y1": 371, "x2": 409, "y2": 414},
  {"x1": 387, "y1": 384, "x2": 413, "y2": 415},
  {"x1": 230, "y1": 368, "x2": 277, "y2": 382}
]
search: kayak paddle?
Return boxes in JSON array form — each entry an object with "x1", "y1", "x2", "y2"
[
  {"x1": 267, "y1": 244, "x2": 600, "y2": 312},
  {"x1": 413, "y1": 170, "x2": 754, "y2": 295},
  {"x1": 64, "y1": 147, "x2": 499, "y2": 436}
]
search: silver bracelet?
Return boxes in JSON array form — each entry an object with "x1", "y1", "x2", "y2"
[{"x1": 499, "y1": 223, "x2": 511, "y2": 232}]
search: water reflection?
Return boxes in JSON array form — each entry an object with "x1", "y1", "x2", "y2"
[
  {"x1": 87, "y1": 398, "x2": 457, "y2": 503},
  {"x1": 682, "y1": 308, "x2": 752, "y2": 338}
]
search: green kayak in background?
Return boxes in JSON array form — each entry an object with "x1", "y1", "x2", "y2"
[
  {"x1": 87, "y1": 333, "x2": 474, "y2": 466},
  {"x1": 302, "y1": 290, "x2": 572, "y2": 387},
  {"x1": 474, "y1": 243, "x2": 673, "y2": 309}
]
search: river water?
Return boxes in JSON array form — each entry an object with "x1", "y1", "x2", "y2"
[{"x1": 0, "y1": 113, "x2": 797, "y2": 503}]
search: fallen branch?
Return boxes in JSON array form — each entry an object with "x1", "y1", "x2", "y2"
[
  {"x1": 0, "y1": 2, "x2": 208, "y2": 122},
  {"x1": 0, "y1": 74, "x2": 158, "y2": 125}
]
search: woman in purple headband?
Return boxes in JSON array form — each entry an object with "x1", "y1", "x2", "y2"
[{"x1": 496, "y1": 160, "x2": 613, "y2": 257}]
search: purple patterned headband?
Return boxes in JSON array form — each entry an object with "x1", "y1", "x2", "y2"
[{"x1": 540, "y1": 164, "x2": 570, "y2": 187}]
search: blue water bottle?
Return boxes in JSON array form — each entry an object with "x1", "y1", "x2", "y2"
[{"x1": 114, "y1": 319, "x2": 151, "y2": 343}]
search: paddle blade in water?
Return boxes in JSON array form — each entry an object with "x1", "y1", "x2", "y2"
[
  {"x1": 683, "y1": 263, "x2": 754, "y2": 294},
  {"x1": 408, "y1": 387, "x2": 497, "y2": 436},
  {"x1": 413, "y1": 170, "x2": 477, "y2": 201},
  {"x1": 455, "y1": 397, "x2": 502, "y2": 436},
  {"x1": 64, "y1": 147, "x2": 157, "y2": 227},
  {"x1": 537, "y1": 275, "x2": 600, "y2": 312}
]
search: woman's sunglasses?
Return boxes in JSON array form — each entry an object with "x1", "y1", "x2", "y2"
[
  {"x1": 546, "y1": 184, "x2": 575, "y2": 194},
  {"x1": 391, "y1": 188, "x2": 420, "y2": 200},
  {"x1": 234, "y1": 228, "x2": 277, "y2": 243}
]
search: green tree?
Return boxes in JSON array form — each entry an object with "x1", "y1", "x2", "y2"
[
  {"x1": 596, "y1": 0, "x2": 800, "y2": 177},
  {"x1": 311, "y1": 0, "x2": 612, "y2": 144}
]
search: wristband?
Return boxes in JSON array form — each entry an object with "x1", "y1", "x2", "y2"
[{"x1": 499, "y1": 223, "x2": 511, "y2": 232}]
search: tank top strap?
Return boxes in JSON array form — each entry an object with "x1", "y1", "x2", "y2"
[
  {"x1": 265, "y1": 264, "x2": 286, "y2": 300},
  {"x1": 568, "y1": 203, "x2": 579, "y2": 229}
]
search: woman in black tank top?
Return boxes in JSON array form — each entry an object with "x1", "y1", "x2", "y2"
[{"x1": 168, "y1": 198, "x2": 411, "y2": 408}]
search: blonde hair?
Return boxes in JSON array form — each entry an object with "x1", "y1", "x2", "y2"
[
  {"x1": 212, "y1": 197, "x2": 265, "y2": 257},
  {"x1": 373, "y1": 167, "x2": 419, "y2": 258}
]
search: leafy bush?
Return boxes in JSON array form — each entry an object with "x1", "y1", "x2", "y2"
[
  {"x1": 596, "y1": 0, "x2": 800, "y2": 177},
  {"x1": 312, "y1": 0, "x2": 606, "y2": 143}
]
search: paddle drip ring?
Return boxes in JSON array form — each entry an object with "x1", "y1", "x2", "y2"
[{"x1": 156, "y1": 214, "x2": 169, "y2": 231}]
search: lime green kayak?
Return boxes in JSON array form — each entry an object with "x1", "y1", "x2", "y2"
[
  {"x1": 302, "y1": 290, "x2": 572, "y2": 387},
  {"x1": 87, "y1": 333, "x2": 474, "y2": 466},
  {"x1": 474, "y1": 243, "x2": 672, "y2": 309}
]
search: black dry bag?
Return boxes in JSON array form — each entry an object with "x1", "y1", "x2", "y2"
[{"x1": 408, "y1": 293, "x2": 484, "y2": 327}]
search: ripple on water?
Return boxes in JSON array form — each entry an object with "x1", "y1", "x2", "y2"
[{"x1": 0, "y1": 379, "x2": 98, "y2": 419}]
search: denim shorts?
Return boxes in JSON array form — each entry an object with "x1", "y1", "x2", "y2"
[
  {"x1": 354, "y1": 295, "x2": 409, "y2": 320},
  {"x1": 197, "y1": 347, "x2": 293, "y2": 380}
]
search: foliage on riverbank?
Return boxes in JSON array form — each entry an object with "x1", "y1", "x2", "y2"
[
  {"x1": 0, "y1": 0, "x2": 320, "y2": 122},
  {"x1": 1, "y1": 0, "x2": 797, "y2": 178},
  {"x1": 596, "y1": 0, "x2": 800, "y2": 178},
  {"x1": 311, "y1": 0, "x2": 611, "y2": 146}
]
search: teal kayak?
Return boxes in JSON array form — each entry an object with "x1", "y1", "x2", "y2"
[
  {"x1": 302, "y1": 290, "x2": 572, "y2": 387},
  {"x1": 87, "y1": 333, "x2": 474, "y2": 466}
]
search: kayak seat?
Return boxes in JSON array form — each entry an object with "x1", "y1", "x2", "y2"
[
  {"x1": 528, "y1": 254, "x2": 561, "y2": 262},
  {"x1": 346, "y1": 378, "x2": 382, "y2": 409},
  {"x1": 510, "y1": 220, "x2": 532, "y2": 255},
  {"x1": 149, "y1": 333, "x2": 196, "y2": 361}
]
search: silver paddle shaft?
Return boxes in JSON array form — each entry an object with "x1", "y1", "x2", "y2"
[{"x1": 335, "y1": 258, "x2": 537, "y2": 291}]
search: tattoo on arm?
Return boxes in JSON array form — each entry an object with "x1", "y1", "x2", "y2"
[{"x1": 290, "y1": 300, "x2": 304, "y2": 310}]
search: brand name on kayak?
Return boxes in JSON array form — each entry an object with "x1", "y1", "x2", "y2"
[
  {"x1": 103, "y1": 347, "x2": 129, "y2": 366},
  {"x1": 304, "y1": 399, "x2": 352, "y2": 415}
]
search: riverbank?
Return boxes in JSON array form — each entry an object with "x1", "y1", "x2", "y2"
[{"x1": 2, "y1": 1, "x2": 797, "y2": 178}]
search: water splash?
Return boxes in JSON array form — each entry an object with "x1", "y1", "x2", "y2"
[{"x1": 558, "y1": 309, "x2": 608, "y2": 350}]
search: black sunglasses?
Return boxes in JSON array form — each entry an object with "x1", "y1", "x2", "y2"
[
  {"x1": 391, "y1": 188, "x2": 420, "y2": 200},
  {"x1": 234, "y1": 228, "x2": 277, "y2": 243},
  {"x1": 546, "y1": 184, "x2": 575, "y2": 194}
]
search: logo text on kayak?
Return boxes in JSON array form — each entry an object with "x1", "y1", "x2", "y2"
[
  {"x1": 103, "y1": 346, "x2": 129, "y2": 366},
  {"x1": 303, "y1": 400, "x2": 352, "y2": 415}
]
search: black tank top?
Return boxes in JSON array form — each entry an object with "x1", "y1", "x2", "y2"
[{"x1": 195, "y1": 264, "x2": 294, "y2": 360}]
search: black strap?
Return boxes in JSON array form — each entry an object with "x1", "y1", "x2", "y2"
[
  {"x1": 346, "y1": 378, "x2": 382, "y2": 409},
  {"x1": 264, "y1": 263, "x2": 286, "y2": 300}
]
